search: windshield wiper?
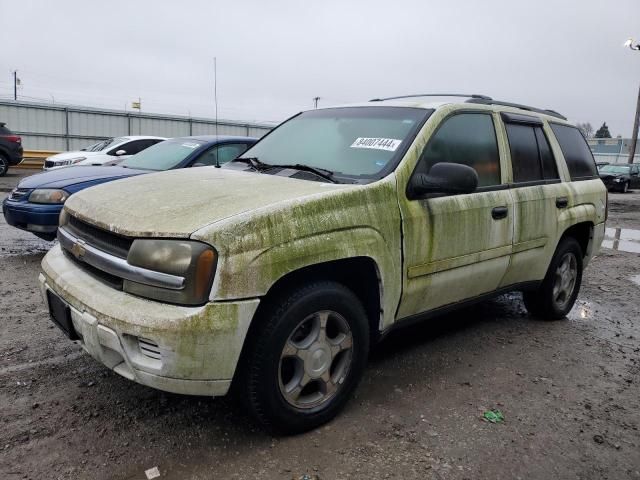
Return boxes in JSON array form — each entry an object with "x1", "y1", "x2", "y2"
[
  {"x1": 232, "y1": 156, "x2": 270, "y2": 171},
  {"x1": 233, "y1": 157, "x2": 339, "y2": 183},
  {"x1": 268, "y1": 163, "x2": 339, "y2": 183}
]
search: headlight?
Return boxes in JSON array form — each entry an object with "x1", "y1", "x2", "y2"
[
  {"x1": 59, "y1": 208, "x2": 69, "y2": 226},
  {"x1": 29, "y1": 189, "x2": 69, "y2": 204},
  {"x1": 124, "y1": 239, "x2": 217, "y2": 305},
  {"x1": 59, "y1": 157, "x2": 86, "y2": 166},
  {"x1": 614, "y1": 178, "x2": 623, "y2": 182}
]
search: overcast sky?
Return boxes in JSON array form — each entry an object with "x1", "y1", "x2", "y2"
[{"x1": 2, "y1": 0, "x2": 639, "y2": 135}]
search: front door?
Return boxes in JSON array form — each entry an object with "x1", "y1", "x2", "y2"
[{"x1": 396, "y1": 111, "x2": 513, "y2": 319}]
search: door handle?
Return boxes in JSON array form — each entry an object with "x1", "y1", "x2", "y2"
[
  {"x1": 556, "y1": 197, "x2": 568, "y2": 209},
  {"x1": 491, "y1": 206, "x2": 508, "y2": 220}
]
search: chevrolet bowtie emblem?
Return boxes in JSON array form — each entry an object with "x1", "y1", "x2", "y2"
[{"x1": 71, "y1": 240, "x2": 86, "y2": 259}]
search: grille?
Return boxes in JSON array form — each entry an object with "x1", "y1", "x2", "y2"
[
  {"x1": 65, "y1": 215, "x2": 133, "y2": 259},
  {"x1": 9, "y1": 188, "x2": 31, "y2": 201},
  {"x1": 62, "y1": 248, "x2": 123, "y2": 290},
  {"x1": 138, "y1": 338, "x2": 161, "y2": 360},
  {"x1": 44, "y1": 160, "x2": 55, "y2": 168}
]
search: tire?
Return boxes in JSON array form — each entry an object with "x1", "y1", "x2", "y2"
[
  {"x1": 523, "y1": 237, "x2": 583, "y2": 320},
  {"x1": 0, "y1": 154, "x2": 8, "y2": 177},
  {"x1": 238, "y1": 280, "x2": 370, "y2": 434}
]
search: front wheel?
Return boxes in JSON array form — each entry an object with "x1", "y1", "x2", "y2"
[
  {"x1": 523, "y1": 237, "x2": 583, "y2": 320},
  {"x1": 239, "y1": 280, "x2": 370, "y2": 434}
]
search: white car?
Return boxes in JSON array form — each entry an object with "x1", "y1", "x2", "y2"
[{"x1": 43, "y1": 136, "x2": 166, "y2": 170}]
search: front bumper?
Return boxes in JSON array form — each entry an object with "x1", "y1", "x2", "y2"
[
  {"x1": 601, "y1": 178, "x2": 626, "y2": 191},
  {"x1": 40, "y1": 244, "x2": 259, "y2": 396},
  {"x1": 2, "y1": 198, "x2": 61, "y2": 234}
]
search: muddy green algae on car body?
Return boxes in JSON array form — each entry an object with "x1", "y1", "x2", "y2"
[{"x1": 40, "y1": 99, "x2": 606, "y2": 397}]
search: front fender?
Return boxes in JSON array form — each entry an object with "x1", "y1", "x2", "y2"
[{"x1": 215, "y1": 227, "x2": 400, "y2": 330}]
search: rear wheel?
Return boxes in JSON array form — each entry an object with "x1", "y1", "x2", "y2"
[
  {"x1": 523, "y1": 237, "x2": 583, "y2": 320},
  {"x1": 239, "y1": 280, "x2": 370, "y2": 434},
  {"x1": 0, "y1": 154, "x2": 8, "y2": 177}
]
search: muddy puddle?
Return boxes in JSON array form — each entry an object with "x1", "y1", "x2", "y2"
[{"x1": 602, "y1": 227, "x2": 640, "y2": 253}]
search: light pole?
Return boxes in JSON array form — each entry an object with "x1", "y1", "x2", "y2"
[{"x1": 625, "y1": 38, "x2": 640, "y2": 164}]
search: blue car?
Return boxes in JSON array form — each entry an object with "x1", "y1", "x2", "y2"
[{"x1": 3, "y1": 135, "x2": 256, "y2": 240}]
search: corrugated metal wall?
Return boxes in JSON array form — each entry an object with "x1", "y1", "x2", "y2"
[{"x1": 0, "y1": 100, "x2": 273, "y2": 151}]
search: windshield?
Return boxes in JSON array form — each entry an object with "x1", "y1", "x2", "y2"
[
  {"x1": 83, "y1": 137, "x2": 127, "y2": 152},
  {"x1": 600, "y1": 165, "x2": 630, "y2": 174},
  {"x1": 121, "y1": 139, "x2": 200, "y2": 170},
  {"x1": 236, "y1": 107, "x2": 431, "y2": 180}
]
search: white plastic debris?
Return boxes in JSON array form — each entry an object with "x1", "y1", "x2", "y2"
[{"x1": 145, "y1": 466, "x2": 161, "y2": 479}]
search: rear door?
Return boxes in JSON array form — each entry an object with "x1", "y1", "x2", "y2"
[
  {"x1": 397, "y1": 111, "x2": 514, "y2": 318},
  {"x1": 498, "y1": 113, "x2": 566, "y2": 286}
]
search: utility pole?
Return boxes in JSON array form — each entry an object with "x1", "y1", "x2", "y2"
[
  {"x1": 630, "y1": 85, "x2": 640, "y2": 164},
  {"x1": 313, "y1": 96, "x2": 320, "y2": 109},
  {"x1": 625, "y1": 38, "x2": 640, "y2": 164},
  {"x1": 13, "y1": 70, "x2": 18, "y2": 100}
]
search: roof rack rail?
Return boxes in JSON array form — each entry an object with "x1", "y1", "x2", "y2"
[
  {"x1": 369, "y1": 93, "x2": 492, "y2": 102},
  {"x1": 465, "y1": 98, "x2": 567, "y2": 120}
]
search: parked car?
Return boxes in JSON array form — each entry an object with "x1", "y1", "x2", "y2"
[
  {"x1": 0, "y1": 122, "x2": 24, "y2": 176},
  {"x1": 596, "y1": 161, "x2": 609, "y2": 171},
  {"x1": 598, "y1": 163, "x2": 640, "y2": 193},
  {"x1": 39, "y1": 95, "x2": 606, "y2": 434},
  {"x1": 3, "y1": 136, "x2": 256, "y2": 240},
  {"x1": 43, "y1": 136, "x2": 167, "y2": 170}
]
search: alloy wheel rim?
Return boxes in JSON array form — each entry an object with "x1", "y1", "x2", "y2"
[
  {"x1": 278, "y1": 310, "x2": 353, "y2": 409},
  {"x1": 552, "y1": 252, "x2": 577, "y2": 310}
]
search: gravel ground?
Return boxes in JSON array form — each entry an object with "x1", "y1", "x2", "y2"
[{"x1": 1, "y1": 176, "x2": 639, "y2": 480}]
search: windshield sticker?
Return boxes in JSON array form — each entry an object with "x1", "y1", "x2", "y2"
[
  {"x1": 181, "y1": 142, "x2": 200, "y2": 149},
  {"x1": 350, "y1": 137, "x2": 402, "y2": 152}
]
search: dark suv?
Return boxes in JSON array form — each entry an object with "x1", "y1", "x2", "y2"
[{"x1": 0, "y1": 123, "x2": 23, "y2": 176}]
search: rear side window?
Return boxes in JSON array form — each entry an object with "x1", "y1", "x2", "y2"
[
  {"x1": 550, "y1": 124, "x2": 598, "y2": 180},
  {"x1": 505, "y1": 124, "x2": 559, "y2": 183},
  {"x1": 417, "y1": 113, "x2": 501, "y2": 187}
]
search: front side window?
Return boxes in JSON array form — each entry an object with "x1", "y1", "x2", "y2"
[
  {"x1": 234, "y1": 107, "x2": 431, "y2": 182},
  {"x1": 416, "y1": 113, "x2": 501, "y2": 187},
  {"x1": 196, "y1": 143, "x2": 248, "y2": 167},
  {"x1": 121, "y1": 139, "x2": 203, "y2": 171},
  {"x1": 550, "y1": 124, "x2": 598, "y2": 180}
]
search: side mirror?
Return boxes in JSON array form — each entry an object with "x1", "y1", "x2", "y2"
[
  {"x1": 408, "y1": 162, "x2": 478, "y2": 198},
  {"x1": 115, "y1": 149, "x2": 127, "y2": 156}
]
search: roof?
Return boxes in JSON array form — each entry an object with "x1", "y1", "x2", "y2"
[
  {"x1": 121, "y1": 135, "x2": 167, "y2": 141},
  {"x1": 170, "y1": 135, "x2": 258, "y2": 144},
  {"x1": 324, "y1": 94, "x2": 568, "y2": 122}
]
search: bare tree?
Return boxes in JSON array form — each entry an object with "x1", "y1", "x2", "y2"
[{"x1": 577, "y1": 122, "x2": 594, "y2": 139}]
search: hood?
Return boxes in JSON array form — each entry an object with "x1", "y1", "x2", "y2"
[
  {"x1": 48, "y1": 151, "x2": 102, "y2": 161},
  {"x1": 64, "y1": 168, "x2": 350, "y2": 237},
  {"x1": 18, "y1": 166, "x2": 145, "y2": 189}
]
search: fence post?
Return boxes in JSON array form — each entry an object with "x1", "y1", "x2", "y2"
[
  {"x1": 64, "y1": 108, "x2": 70, "y2": 150},
  {"x1": 127, "y1": 113, "x2": 131, "y2": 135}
]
